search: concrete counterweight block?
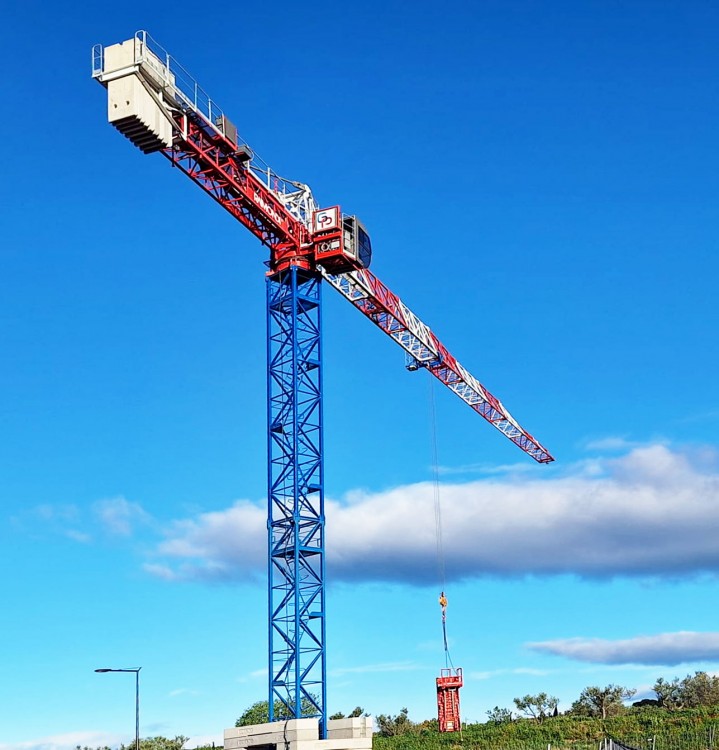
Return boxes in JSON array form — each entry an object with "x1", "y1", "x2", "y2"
[
  {"x1": 101, "y1": 37, "x2": 174, "y2": 154},
  {"x1": 107, "y1": 75, "x2": 172, "y2": 153},
  {"x1": 224, "y1": 717, "x2": 373, "y2": 750}
]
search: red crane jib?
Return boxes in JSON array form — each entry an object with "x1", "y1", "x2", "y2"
[
  {"x1": 162, "y1": 112, "x2": 353, "y2": 274},
  {"x1": 93, "y1": 31, "x2": 553, "y2": 463},
  {"x1": 155, "y1": 104, "x2": 552, "y2": 464},
  {"x1": 337, "y1": 268, "x2": 554, "y2": 463}
]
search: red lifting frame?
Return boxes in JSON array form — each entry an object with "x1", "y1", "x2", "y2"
[{"x1": 436, "y1": 667, "x2": 463, "y2": 732}]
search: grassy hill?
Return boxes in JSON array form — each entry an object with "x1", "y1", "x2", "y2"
[{"x1": 374, "y1": 708, "x2": 719, "y2": 750}]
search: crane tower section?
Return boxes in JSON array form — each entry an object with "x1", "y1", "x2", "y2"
[{"x1": 267, "y1": 267, "x2": 325, "y2": 725}]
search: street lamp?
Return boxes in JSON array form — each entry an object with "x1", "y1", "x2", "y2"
[{"x1": 95, "y1": 667, "x2": 141, "y2": 750}]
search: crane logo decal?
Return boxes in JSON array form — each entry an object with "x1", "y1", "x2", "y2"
[
  {"x1": 253, "y1": 189, "x2": 286, "y2": 228},
  {"x1": 314, "y1": 207, "x2": 339, "y2": 232}
]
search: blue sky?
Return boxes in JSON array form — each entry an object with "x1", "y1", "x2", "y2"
[{"x1": 1, "y1": 0, "x2": 718, "y2": 747}]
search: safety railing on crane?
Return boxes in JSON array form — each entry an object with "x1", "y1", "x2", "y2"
[
  {"x1": 91, "y1": 30, "x2": 320, "y2": 230},
  {"x1": 92, "y1": 30, "x2": 230, "y2": 141}
]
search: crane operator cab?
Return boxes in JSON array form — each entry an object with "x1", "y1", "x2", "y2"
[{"x1": 312, "y1": 206, "x2": 372, "y2": 273}]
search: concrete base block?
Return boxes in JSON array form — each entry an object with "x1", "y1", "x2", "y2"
[
  {"x1": 224, "y1": 718, "x2": 373, "y2": 750},
  {"x1": 326, "y1": 718, "x2": 373, "y2": 740}
]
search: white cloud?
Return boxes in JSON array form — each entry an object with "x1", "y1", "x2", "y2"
[
  {"x1": 12, "y1": 504, "x2": 83, "y2": 538},
  {"x1": 330, "y1": 661, "x2": 419, "y2": 676},
  {"x1": 142, "y1": 562, "x2": 177, "y2": 580},
  {"x1": 584, "y1": 436, "x2": 640, "y2": 452},
  {"x1": 0, "y1": 730, "x2": 123, "y2": 750},
  {"x1": 471, "y1": 667, "x2": 551, "y2": 680},
  {"x1": 93, "y1": 496, "x2": 150, "y2": 536},
  {"x1": 234, "y1": 667, "x2": 267, "y2": 684},
  {"x1": 168, "y1": 687, "x2": 200, "y2": 697},
  {"x1": 144, "y1": 444, "x2": 719, "y2": 585},
  {"x1": 31, "y1": 504, "x2": 80, "y2": 523},
  {"x1": 64, "y1": 529, "x2": 91, "y2": 543},
  {"x1": 148, "y1": 500, "x2": 265, "y2": 582},
  {"x1": 575, "y1": 663, "x2": 668, "y2": 674},
  {"x1": 528, "y1": 631, "x2": 719, "y2": 666},
  {"x1": 679, "y1": 408, "x2": 719, "y2": 424},
  {"x1": 437, "y1": 461, "x2": 535, "y2": 476}
]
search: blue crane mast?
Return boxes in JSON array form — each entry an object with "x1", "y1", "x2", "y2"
[{"x1": 267, "y1": 268, "x2": 326, "y2": 724}]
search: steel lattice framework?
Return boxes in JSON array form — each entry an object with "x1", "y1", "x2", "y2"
[
  {"x1": 267, "y1": 268, "x2": 326, "y2": 729},
  {"x1": 91, "y1": 30, "x2": 554, "y2": 738},
  {"x1": 321, "y1": 269, "x2": 552, "y2": 463}
]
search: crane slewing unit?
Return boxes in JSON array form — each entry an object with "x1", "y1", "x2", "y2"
[{"x1": 92, "y1": 30, "x2": 554, "y2": 738}]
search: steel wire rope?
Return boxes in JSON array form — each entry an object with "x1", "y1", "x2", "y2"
[{"x1": 428, "y1": 376, "x2": 454, "y2": 670}]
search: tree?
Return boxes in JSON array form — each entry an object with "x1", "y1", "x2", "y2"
[
  {"x1": 119, "y1": 738, "x2": 188, "y2": 750},
  {"x1": 486, "y1": 706, "x2": 513, "y2": 724},
  {"x1": 237, "y1": 700, "x2": 274, "y2": 726},
  {"x1": 77, "y1": 741, "x2": 197, "y2": 750},
  {"x1": 236, "y1": 696, "x2": 320, "y2": 726},
  {"x1": 571, "y1": 685, "x2": 636, "y2": 719},
  {"x1": 330, "y1": 706, "x2": 366, "y2": 720},
  {"x1": 632, "y1": 698, "x2": 660, "y2": 708},
  {"x1": 678, "y1": 671, "x2": 719, "y2": 708},
  {"x1": 375, "y1": 707, "x2": 416, "y2": 737},
  {"x1": 653, "y1": 677, "x2": 683, "y2": 710},
  {"x1": 512, "y1": 693, "x2": 558, "y2": 722}
]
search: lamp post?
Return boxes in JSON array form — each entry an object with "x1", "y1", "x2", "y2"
[{"x1": 95, "y1": 667, "x2": 141, "y2": 750}]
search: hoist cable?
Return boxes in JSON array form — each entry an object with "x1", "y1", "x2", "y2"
[
  {"x1": 429, "y1": 377, "x2": 446, "y2": 589},
  {"x1": 429, "y1": 377, "x2": 454, "y2": 669},
  {"x1": 440, "y1": 598, "x2": 455, "y2": 669}
]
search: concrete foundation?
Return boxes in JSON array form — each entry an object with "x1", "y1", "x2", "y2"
[{"x1": 224, "y1": 717, "x2": 373, "y2": 750}]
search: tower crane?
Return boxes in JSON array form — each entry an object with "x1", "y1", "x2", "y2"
[{"x1": 91, "y1": 31, "x2": 554, "y2": 739}]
